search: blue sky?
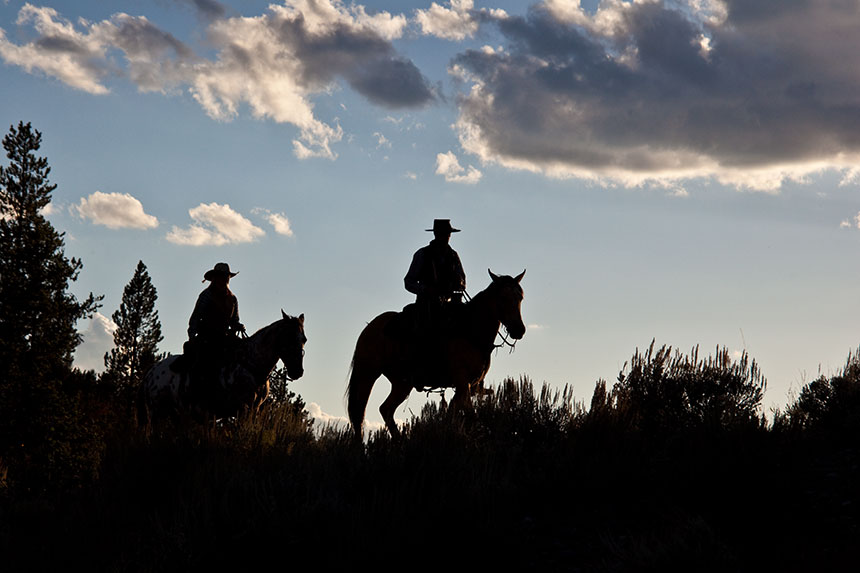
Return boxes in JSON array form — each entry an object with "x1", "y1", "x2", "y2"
[{"x1": 4, "y1": 0, "x2": 860, "y2": 429}]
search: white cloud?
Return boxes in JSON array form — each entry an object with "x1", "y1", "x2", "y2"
[
  {"x1": 840, "y1": 212, "x2": 860, "y2": 230},
  {"x1": 74, "y1": 191, "x2": 159, "y2": 229},
  {"x1": 254, "y1": 208, "x2": 294, "y2": 237},
  {"x1": 373, "y1": 131, "x2": 391, "y2": 148},
  {"x1": 74, "y1": 312, "x2": 117, "y2": 373},
  {"x1": 305, "y1": 402, "x2": 389, "y2": 437},
  {"x1": 404, "y1": 171, "x2": 418, "y2": 180},
  {"x1": 0, "y1": 5, "x2": 111, "y2": 94},
  {"x1": 306, "y1": 402, "x2": 350, "y2": 428},
  {"x1": 435, "y1": 151, "x2": 482, "y2": 184},
  {"x1": 415, "y1": 0, "x2": 479, "y2": 41},
  {"x1": 167, "y1": 202, "x2": 264, "y2": 246}
]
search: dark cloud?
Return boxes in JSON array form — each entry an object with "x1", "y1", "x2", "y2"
[
  {"x1": 274, "y1": 17, "x2": 434, "y2": 108},
  {"x1": 176, "y1": 0, "x2": 228, "y2": 21},
  {"x1": 34, "y1": 35, "x2": 91, "y2": 54},
  {"x1": 108, "y1": 14, "x2": 193, "y2": 59},
  {"x1": 347, "y1": 57, "x2": 435, "y2": 108},
  {"x1": 453, "y1": 1, "x2": 860, "y2": 188}
]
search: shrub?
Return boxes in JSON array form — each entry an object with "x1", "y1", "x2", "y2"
[
  {"x1": 780, "y1": 346, "x2": 860, "y2": 435},
  {"x1": 592, "y1": 341, "x2": 767, "y2": 435}
]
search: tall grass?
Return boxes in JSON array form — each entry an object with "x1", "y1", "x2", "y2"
[{"x1": 2, "y1": 344, "x2": 859, "y2": 570}]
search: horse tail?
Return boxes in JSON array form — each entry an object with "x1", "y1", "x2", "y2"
[{"x1": 346, "y1": 356, "x2": 375, "y2": 440}]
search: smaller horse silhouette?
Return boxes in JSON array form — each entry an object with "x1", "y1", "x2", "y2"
[
  {"x1": 141, "y1": 311, "x2": 306, "y2": 421},
  {"x1": 347, "y1": 270, "x2": 525, "y2": 438}
]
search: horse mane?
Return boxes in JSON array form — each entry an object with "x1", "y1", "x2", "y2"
[
  {"x1": 248, "y1": 314, "x2": 297, "y2": 339},
  {"x1": 468, "y1": 274, "x2": 522, "y2": 306}
]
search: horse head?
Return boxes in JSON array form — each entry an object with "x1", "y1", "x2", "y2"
[
  {"x1": 488, "y1": 269, "x2": 526, "y2": 340},
  {"x1": 279, "y1": 310, "x2": 306, "y2": 380}
]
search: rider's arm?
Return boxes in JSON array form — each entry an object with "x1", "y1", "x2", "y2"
[
  {"x1": 187, "y1": 291, "x2": 207, "y2": 338},
  {"x1": 452, "y1": 251, "x2": 466, "y2": 292},
  {"x1": 404, "y1": 250, "x2": 425, "y2": 295},
  {"x1": 230, "y1": 294, "x2": 245, "y2": 334}
]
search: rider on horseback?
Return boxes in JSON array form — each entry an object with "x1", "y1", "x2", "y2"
[
  {"x1": 404, "y1": 218, "x2": 466, "y2": 329},
  {"x1": 180, "y1": 262, "x2": 246, "y2": 384},
  {"x1": 401, "y1": 219, "x2": 466, "y2": 388}
]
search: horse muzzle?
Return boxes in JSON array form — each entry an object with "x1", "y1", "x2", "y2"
[{"x1": 507, "y1": 322, "x2": 526, "y2": 340}]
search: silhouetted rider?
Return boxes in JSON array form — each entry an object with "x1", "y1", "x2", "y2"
[
  {"x1": 405, "y1": 219, "x2": 466, "y2": 303},
  {"x1": 188, "y1": 262, "x2": 245, "y2": 341},
  {"x1": 404, "y1": 219, "x2": 466, "y2": 335},
  {"x1": 183, "y1": 262, "x2": 246, "y2": 382}
]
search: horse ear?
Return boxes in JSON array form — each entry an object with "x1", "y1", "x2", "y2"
[
  {"x1": 298, "y1": 313, "x2": 304, "y2": 324},
  {"x1": 488, "y1": 269, "x2": 499, "y2": 282},
  {"x1": 281, "y1": 309, "x2": 287, "y2": 319},
  {"x1": 515, "y1": 269, "x2": 526, "y2": 283}
]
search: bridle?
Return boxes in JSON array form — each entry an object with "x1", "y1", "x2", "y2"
[{"x1": 460, "y1": 288, "x2": 520, "y2": 353}]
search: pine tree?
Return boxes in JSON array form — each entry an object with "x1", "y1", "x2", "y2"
[
  {"x1": 0, "y1": 121, "x2": 102, "y2": 492},
  {"x1": 103, "y1": 260, "x2": 163, "y2": 402}
]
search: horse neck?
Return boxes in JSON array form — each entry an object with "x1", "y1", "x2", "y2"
[
  {"x1": 464, "y1": 289, "x2": 503, "y2": 352},
  {"x1": 244, "y1": 322, "x2": 283, "y2": 378}
]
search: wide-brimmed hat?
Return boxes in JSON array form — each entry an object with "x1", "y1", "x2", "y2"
[
  {"x1": 426, "y1": 219, "x2": 460, "y2": 233},
  {"x1": 203, "y1": 262, "x2": 238, "y2": 281}
]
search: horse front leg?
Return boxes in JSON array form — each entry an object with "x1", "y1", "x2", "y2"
[
  {"x1": 379, "y1": 378, "x2": 412, "y2": 438},
  {"x1": 451, "y1": 382, "x2": 473, "y2": 410}
]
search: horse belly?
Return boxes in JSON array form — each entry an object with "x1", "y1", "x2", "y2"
[{"x1": 143, "y1": 355, "x2": 186, "y2": 409}]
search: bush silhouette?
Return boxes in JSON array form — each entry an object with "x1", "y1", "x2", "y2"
[
  {"x1": 591, "y1": 341, "x2": 766, "y2": 435},
  {"x1": 781, "y1": 346, "x2": 860, "y2": 435}
]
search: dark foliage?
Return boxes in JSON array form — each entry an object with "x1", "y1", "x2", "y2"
[
  {"x1": 3, "y1": 373, "x2": 858, "y2": 571},
  {"x1": 266, "y1": 365, "x2": 314, "y2": 433},
  {"x1": 598, "y1": 341, "x2": 767, "y2": 436},
  {"x1": 0, "y1": 122, "x2": 103, "y2": 494},
  {"x1": 778, "y1": 346, "x2": 860, "y2": 437}
]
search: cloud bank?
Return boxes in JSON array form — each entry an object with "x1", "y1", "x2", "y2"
[
  {"x1": 450, "y1": 0, "x2": 860, "y2": 190},
  {"x1": 5, "y1": 1, "x2": 860, "y2": 191},
  {"x1": 74, "y1": 191, "x2": 159, "y2": 229},
  {"x1": 0, "y1": 1, "x2": 434, "y2": 159}
]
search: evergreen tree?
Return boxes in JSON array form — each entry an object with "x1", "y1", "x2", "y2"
[
  {"x1": 103, "y1": 260, "x2": 163, "y2": 402},
  {"x1": 0, "y1": 121, "x2": 102, "y2": 492}
]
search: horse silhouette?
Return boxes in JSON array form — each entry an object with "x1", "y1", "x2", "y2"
[
  {"x1": 141, "y1": 311, "x2": 306, "y2": 421},
  {"x1": 347, "y1": 270, "x2": 525, "y2": 438}
]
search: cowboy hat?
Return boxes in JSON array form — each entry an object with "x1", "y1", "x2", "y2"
[
  {"x1": 203, "y1": 262, "x2": 238, "y2": 281},
  {"x1": 426, "y1": 219, "x2": 460, "y2": 233}
]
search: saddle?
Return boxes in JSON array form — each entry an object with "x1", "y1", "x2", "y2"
[
  {"x1": 169, "y1": 336, "x2": 241, "y2": 379},
  {"x1": 387, "y1": 302, "x2": 463, "y2": 390}
]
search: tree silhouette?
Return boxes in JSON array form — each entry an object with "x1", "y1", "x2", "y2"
[
  {"x1": 0, "y1": 121, "x2": 102, "y2": 491},
  {"x1": 103, "y1": 260, "x2": 163, "y2": 405}
]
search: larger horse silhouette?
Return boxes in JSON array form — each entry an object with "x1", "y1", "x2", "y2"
[
  {"x1": 347, "y1": 270, "x2": 525, "y2": 438},
  {"x1": 141, "y1": 311, "x2": 306, "y2": 421}
]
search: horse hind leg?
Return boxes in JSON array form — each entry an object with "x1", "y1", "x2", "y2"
[{"x1": 379, "y1": 379, "x2": 412, "y2": 439}]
